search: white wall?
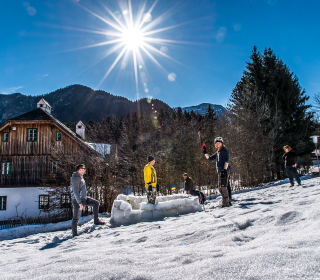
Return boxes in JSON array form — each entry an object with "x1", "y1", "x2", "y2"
[{"x1": 0, "y1": 187, "x2": 51, "y2": 221}]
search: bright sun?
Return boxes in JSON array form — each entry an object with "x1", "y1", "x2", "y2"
[
  {"x1": 73, "y1": 0, "x2": 186, "y2": 97},
  {"x1": 122, "y1": 25, "x2": 144, "y2": 51}
]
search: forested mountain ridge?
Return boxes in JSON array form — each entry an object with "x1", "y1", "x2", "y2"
[
  {"x1": 0, "y1": 84, "x2": 173, "y2": 123},
  {"x1": 178, "y1": 103, "x2": 226, "y2": 116}
]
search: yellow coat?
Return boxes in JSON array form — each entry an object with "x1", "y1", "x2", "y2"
[{"x1": 144, "y1": 163, "x2": 157, "y2": 188}]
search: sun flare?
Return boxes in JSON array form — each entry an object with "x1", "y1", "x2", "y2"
[
  {"x1": 121, "y1": 25, "x2": 144, "y2": 51},
  {"x1": 71, "y1": 0, "x2": 189, "y2": 99}
]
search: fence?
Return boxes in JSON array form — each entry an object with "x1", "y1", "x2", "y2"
[{"x1": 0, "y1": 216, "x2": 72, "y2": 230}]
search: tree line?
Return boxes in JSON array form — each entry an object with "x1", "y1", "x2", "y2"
[{"x1": 46, "y1": 46, "x2": 316, "y2": 214}]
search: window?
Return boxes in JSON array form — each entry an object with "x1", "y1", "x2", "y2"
[
  {"x1": 0, "y1": 196, "x2": 7, "y2": 210},
  {"x1": 1, "y1": 162, "x2": 11, "y2": 175},
  {"x1": 56, "y1": 131, "x2": 62, "y2": 141},
  {"x1": 39, "y1": 195, "x2": 49, "y2": 209},
  {"x1": 2, "y1": 132, "x2": 9, "y2": 142},
  {"x1": 61, "y1": 194, "x2": 71, "y2": 208},
  {"x1": 27, "y1": 128, "x2": 37, "y2": 142}
]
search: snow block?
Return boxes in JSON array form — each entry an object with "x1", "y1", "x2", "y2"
[
  {"x1": 153, "y1": 209, "x2": 165, "y2": 219},
  {"x1": 117, "y1": 194, "x2": 127, "y2": 201},
  {"x1": 120, "y1": 201, "x2": 132, "y2": 211},
  {"x1": 110, "y1": 194, "x2": 203, "y2": 226},
  {"x1": 141, "y1": 210, "x2": 153, "y2": 221}
]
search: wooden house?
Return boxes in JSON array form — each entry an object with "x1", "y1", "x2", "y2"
[{"x1": 0, "y1": 99, "x2": 107, "y2": 221}]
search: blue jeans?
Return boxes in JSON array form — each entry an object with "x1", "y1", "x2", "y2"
[{"x1": 286, "y1": 166, "x2": 301, "y2": 185}]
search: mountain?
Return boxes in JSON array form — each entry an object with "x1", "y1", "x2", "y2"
[
  {"x1": 178, "y1": 103, "x2": 227, "y2": 116},
  {"x1": 0, "y1": 84, "x2": 172, "y2": 123}
]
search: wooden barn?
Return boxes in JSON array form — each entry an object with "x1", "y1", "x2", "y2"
[{"x1": 0, "y1": 99, "x2": 108, "y2": 221}]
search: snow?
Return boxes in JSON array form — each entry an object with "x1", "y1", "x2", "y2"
[
  {"x1": 111, "y1": 194, "x2": 202, "y2": 226},
  {"x1": 1, "y1": 176, "x2": 320, "y2": 279}
]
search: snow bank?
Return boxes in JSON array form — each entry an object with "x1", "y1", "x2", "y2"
[{"x1": 110, "y1": 194, "x2": 202, "y2": 226}]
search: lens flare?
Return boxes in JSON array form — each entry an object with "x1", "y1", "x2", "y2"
[
  {"x1": 168, "y1": 73, "x2": 176, "y2": 82},
  {"x1": 69, "y1": 0, "x2": 194, "y2": 99}
]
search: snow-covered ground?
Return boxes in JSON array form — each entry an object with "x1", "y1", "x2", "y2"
[{"x1": 1, "y1": 176, "x2": 320, "y2": 279}]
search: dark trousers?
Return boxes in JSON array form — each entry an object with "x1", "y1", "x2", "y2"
[
  {"x1": 190, "y1": 189, "x2": 205, "y2": 203},
  {"x1": 218, "y1": 171, "x2": 231, "y2": 207},
  {"x1": 286, "y1": 166, "x2": 301, "y2": 185},
  {"x1": 72, "y1": 197, "x2": 100, "y2": 235}
]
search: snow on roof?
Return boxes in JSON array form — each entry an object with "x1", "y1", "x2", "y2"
[{"x1": 87, "y1": 143, "x2": 111, "y2": 156}]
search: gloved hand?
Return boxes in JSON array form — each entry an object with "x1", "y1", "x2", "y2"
[
  {"x1": 148, "y1": 184, "x2": 152, "y2": 192},
  {"x1": 156, "y1": 184, "x2": 160, "y2": 192},
  {"x1": 220, "y1": 169, "x2": 227, "y2": 179},
  {"x1": 202, "y1": 143, "x2": 207, "y2": 154}
]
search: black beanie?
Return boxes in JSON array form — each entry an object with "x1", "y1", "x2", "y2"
[{"x1": 148, "y1": 155, "x2": 155, "y2": 162}]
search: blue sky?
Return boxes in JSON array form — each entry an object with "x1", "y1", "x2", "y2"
[{"x1": 0, "y1": 0, "x2": 319, "y2": 108}]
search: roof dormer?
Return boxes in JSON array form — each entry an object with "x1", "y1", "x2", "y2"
[{"x1": 37, "y1": 98, "x2": 51, "y2": 114}]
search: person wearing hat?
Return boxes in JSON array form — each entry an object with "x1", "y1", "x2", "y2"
[
  {"x1": 183, "y1": 173, "x2": 194, "y2": 194},
  {"x1": 202, "y1": 137, "x2": 232, "y2": 207},
  {"x1": 144, "y1": 155, "x2": 158, "y2": 204}
]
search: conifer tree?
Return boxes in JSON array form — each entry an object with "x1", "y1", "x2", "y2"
[{"x1": 229, "y1": 46, "x2": 314, "y2": 182}]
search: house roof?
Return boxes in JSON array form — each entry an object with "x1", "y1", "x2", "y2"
[
  {"x1": 76, "y1": 120, "x2": 85, "y2": 127},
  {"x1": 9, "y1": 108, "x2": 53, "y2": 121},
  {"x1": 0, "y1": 108, "x2": 100, "y2": 156}
]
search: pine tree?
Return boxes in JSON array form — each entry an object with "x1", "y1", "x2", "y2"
[{"x1": 228, "y1": 46, "x2": 314, "y2": 183}]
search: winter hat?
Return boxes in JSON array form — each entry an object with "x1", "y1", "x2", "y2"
[
  {"x1": 148, "y1": 155, "x2": 155, "y2": 162},
  {"x1": 214, "y1": 137, "x2": 223, "y2": 144},
  {"x1": 183, "y1": 173, "x2": 188, "y2": 177}
]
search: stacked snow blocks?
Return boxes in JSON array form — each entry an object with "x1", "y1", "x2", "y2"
[{"x1": 110, "y1": 194, "x2": 202, "y2": 226}]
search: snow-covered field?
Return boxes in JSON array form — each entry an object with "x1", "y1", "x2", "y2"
[{"x1": 1, "y1": 176, "x2": 320, "y2": 280}]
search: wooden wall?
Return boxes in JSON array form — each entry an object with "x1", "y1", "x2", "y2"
[
  {"x1": 0, "y1": 156, "x2": 50, "y2": 187},
  {"x1": 0, "y1": 121, "x2": 86, "y2": 187},
  {"x1": 0, "y1": 121, "x2": 80, "y2": 156}
]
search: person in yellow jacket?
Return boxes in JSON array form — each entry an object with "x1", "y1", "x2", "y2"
[{"x1": 144, "y1": 155, "x2": 159, "y2": 204}]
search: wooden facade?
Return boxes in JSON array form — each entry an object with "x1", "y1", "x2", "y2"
[{"x1": 0, "y1": 108, "x2": 97, "y2": 187}]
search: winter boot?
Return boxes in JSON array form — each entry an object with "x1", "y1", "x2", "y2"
[
  {"x1": 72, "y1": 219, "x2": 78, "y2": 237},
  {"x1": 94, "y1": 219, "x2": 105, "y2": 225}
]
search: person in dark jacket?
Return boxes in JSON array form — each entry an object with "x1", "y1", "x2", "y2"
[
  {"x1": 202, "y1": 137, "x2": 232, "y2": 207},
  {"x1": 282, "y1": 145, "x2": 301, "y2": 186},
  {"x1": 183, "y1": 173, "x2": 206, "y2": 204},
  {"x1": 183, "y1": 173, "x2": 194, "y2": 194},
  {"x1": 70, "y1": 164, "x2": 105, "y2": 237}
]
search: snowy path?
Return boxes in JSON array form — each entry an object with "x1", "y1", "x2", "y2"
[{"x1": 1, "y1": 177, "x2": 320, "y2": 279}]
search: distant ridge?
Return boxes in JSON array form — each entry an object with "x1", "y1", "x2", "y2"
[
  {"x1": 0, "y1": 84, "x2": 172, "y2": 123},
  {"x1": 178, "y1": 103, "x2": 227, "y2": 116}
]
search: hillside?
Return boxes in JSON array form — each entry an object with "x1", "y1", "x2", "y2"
[
  {"x1": 1, "y1": 176, "x2": 319, "y2": 279},
  {"x1": 0, "y1": 84, "x2": 172, "y2": 123},
  {"x1": 178, "y1": 103, "x2": 227, "y2": 116}
]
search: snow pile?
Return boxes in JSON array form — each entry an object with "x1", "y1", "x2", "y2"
[{"x1": 110, "y1": 194, "x2": 202, "y2": 226}]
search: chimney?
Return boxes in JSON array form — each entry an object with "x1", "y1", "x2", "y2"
[
  {"x1": 76, "y1": 121, "x2": 85, "y2": 139},
  {"x1": 37, "y1": 98, "x2": 51, "y2": 114}
]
